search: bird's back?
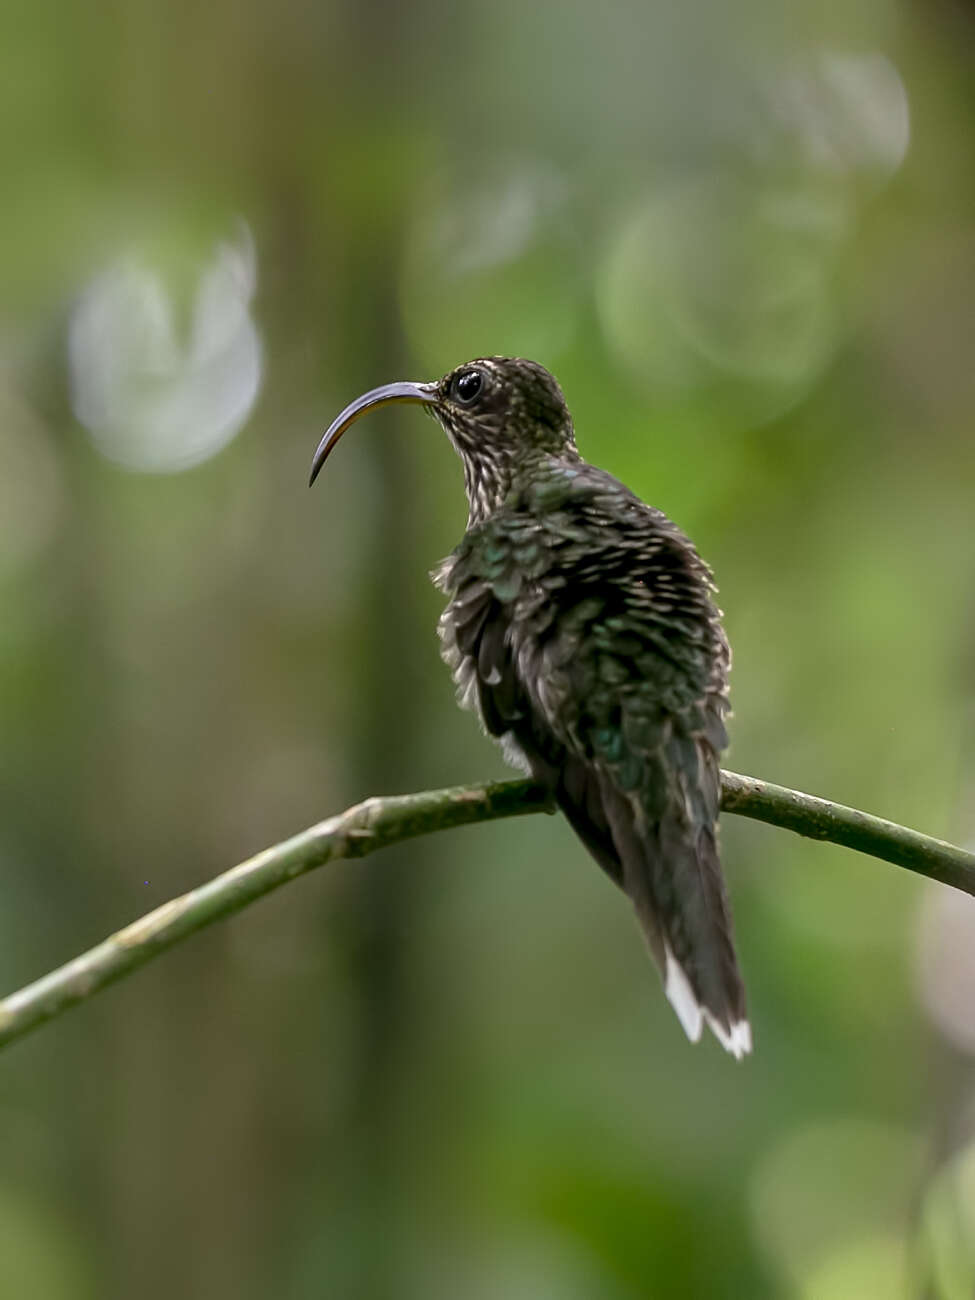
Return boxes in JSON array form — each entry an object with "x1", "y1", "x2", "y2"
[{"x1": 434, "y1": 457, "x2": 750, "y2": 1056}]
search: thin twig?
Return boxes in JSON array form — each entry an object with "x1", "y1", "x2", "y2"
[{"x1": 1, "y1": 772, "x2": 972, "y2": 1053}]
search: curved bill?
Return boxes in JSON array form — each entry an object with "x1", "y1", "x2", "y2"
[{"x1": 309, "y1": 380, "x2": 438, "y2": 485}]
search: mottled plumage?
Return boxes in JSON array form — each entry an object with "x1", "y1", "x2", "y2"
[{"x1": 311, "y1": 357, "x2": 750, "y2": 1056}]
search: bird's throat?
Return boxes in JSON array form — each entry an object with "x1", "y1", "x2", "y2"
[
  {"x1": 459, "y1": 444, "x2": 517, "y2": 527},
  {"x1": 458, "y1": 443, "x2": 583, "y2": 527}
]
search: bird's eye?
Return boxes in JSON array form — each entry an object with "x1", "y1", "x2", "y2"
[{"x1": 453, "y1": 370, "x2": 483, "y2": 404}]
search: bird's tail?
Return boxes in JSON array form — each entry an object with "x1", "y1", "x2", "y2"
[
  {"x1": 657, "y1": 815, "x2": 750, "y2": 1058},
  {"x1": 600, "y1": 777, "x2": 751, "y2": 1058}
]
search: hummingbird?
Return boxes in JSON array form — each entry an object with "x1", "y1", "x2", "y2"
[{"x1": 310, "y1": 357, "x2": 750, "y2": 1057}]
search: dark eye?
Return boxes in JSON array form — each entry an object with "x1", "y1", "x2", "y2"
[{"x1": 453, "y1": 369, "x2": 483, "y2": 404}]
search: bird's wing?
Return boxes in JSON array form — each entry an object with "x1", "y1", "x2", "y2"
[
  {"x1": 436, "y1": 464, "x2": 749, "y2": 1056},
  {"x1": 435, "y1": 544, "x2": 627, "y2": 890}
]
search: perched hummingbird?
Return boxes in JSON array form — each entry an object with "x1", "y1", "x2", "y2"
[{"x1": 310, "y1": 357, "x2": 750, "y2": 1057}]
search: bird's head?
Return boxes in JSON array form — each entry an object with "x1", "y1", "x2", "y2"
[{"x1": 310, "y1": 357, "x2": 578, "y2": 523}]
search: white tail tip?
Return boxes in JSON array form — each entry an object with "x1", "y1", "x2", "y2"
[
  {"x1": 704, "y1": 1009, "x2": 752, "y2": 1060},
  {"x1": 664, "y1": 946, "x2": 752, "y2": 1059},
  {"x1": 664, "y1": 947, "x2": 703, "y2": 1043}
]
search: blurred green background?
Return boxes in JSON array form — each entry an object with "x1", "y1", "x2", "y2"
[{"x1": 2, "y1": 0, "x2": 975, "y2": 1295}]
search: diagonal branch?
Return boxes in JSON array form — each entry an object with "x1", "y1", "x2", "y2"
[{"x1": 1, "y1": 771, "x2": 972, "y2": 1053}]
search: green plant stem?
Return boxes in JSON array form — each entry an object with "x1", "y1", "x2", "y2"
[{"x1": 1, "y1": 772, "x2": 972, "y2": 1053}]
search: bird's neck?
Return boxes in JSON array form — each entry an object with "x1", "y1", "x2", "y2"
[{"x1": 461, "y1": 442, "x2": 582, "y2": 528}]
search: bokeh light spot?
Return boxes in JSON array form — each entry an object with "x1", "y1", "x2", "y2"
[
  {"x1": 749, "y1": 1117, "x2": 922, "y2": 1289},
  {"x1": 400, "y1": 162, "x2": 583, "y2": 371},
  {"x1": 769, "y1": 51, "x2": 910, "y2": 183},
  {"x1": 598, "y1": 174, "x2": 841, "y2": 427},
  {"x1": 68, "y1": 226, "x2": 261, "y2": 473}
]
